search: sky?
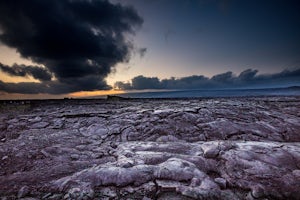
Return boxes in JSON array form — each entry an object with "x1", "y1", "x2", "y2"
[{"x1": 0, "y1": 0, "x2": 299, "y2": 99}]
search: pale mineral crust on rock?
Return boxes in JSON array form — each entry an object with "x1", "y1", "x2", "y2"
[{"x1": 0, "y1": 96, "x2": 300, "y2": 199}]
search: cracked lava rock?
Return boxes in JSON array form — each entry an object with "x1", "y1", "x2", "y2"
[{"x1": 0, "y1": 97, "x2": 300, "y2": 199}]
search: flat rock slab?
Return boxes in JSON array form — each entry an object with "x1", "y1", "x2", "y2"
[{"x1": 0, "y1": 97, "x2": 299, "y2": 199}]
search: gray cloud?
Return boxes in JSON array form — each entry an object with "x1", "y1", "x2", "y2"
[
  {"x1": 0, "y1": 63, "x2": 52, "y2": 81},
  {"x1": 114, "y1": 81, "x2": 132, "y2": 90},
  {"x1": 137, "y1": 47, "x2": 147, "y2": 58},
  {"x1": 0, "y1": 81, "x2": 49, "y2": 94},
  {"x1": 114, "y1": 68, "x2": 300, "y2": 90},
  {"x1": 0, "y1": 0, "x2": 142, "y2": 94}
]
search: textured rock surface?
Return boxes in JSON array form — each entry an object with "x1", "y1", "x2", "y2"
[{"x1": 0, "y1": 97, "x2": 300, "y2": 199}]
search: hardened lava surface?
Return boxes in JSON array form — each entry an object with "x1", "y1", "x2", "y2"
[{"x1": 0, "y1": 97, "x2": 300, "y2": 199}]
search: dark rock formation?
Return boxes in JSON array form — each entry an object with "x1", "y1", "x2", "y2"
[{"x1": 107, "y1": 95, "x2": 129, "y2": 101}]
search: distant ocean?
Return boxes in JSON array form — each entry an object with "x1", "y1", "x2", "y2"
[{"x1": 117, "y1": 86, "x2": 300, "y2": 98}]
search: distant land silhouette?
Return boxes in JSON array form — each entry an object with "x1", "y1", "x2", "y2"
[{"x1": 105, "y1": 86, "x2": 300, "y2": 99}]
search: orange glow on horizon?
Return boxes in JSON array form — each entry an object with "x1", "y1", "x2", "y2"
[
  {"x1": 69, "y1": 89, "x2": 125, "y2": 98},
  {"x1": 0, "y1": 90, "x2": 125, "y2": 100}
]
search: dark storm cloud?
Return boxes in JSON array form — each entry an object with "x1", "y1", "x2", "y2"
[
  {"x1": 0, "y1": 76, "x2": 110, "y2": 94},
  {"x1": 211, "y1": 71, "x2": 234, "y2": 85},
  {"x1": 238, "y1": 69, "x2": 258, "y2": 81},
  {"x1": 0, "y1": 0, "x2": 142, "y2": 94},
  {"x1": 0, "y1": 63, "x2": 52, "y2": 81},
  {"x1": 161, "y1": 75, "x2": 210, "y2": 89},
  {"x1": 0, "y1": 81, "x2": 49, "y2": 94},
  {"x1": 114, "y1": 68, "x2": 300, "y2": 90},
  {"x1": 131, "y1": 75, "x2": 161, "y2": 89}
]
